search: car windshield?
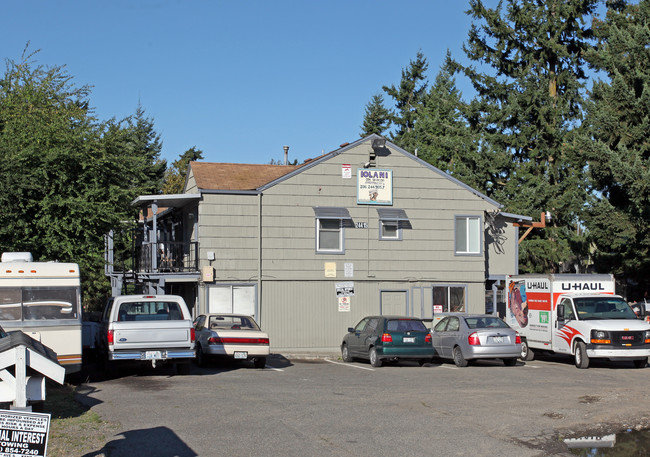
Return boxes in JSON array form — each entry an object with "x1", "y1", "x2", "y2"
[
  {"x1": 209, "y1": 315, "x2": 260, "y2": 330},
  {"x1": 386, "y1": 319, "x2": 427, "y2": 332},
  {"x1": 464, "y1": 316, "x2": 509, "y2": 329},
  {"x1": 573, "y1": 297, "x2": 637, "y2": 320}
]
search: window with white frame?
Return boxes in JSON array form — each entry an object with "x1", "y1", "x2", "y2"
[
  {"x1": 455, "y1": 215, "x2": 481, "y2": 254},
  {"x1": 317, "y1": 218, "x2": 343, "y2": 252},
  {"x1": 380, "y1": 220, "x2": 399, "y2": 240},
  {"x1": 377, "y1": 208, "x2": 409, "y2": 241},
  {"x1": 313, "y1": 207, "x2": 351, "y2": 254},
  {"x1": 433, "y1": 285, "x2": 466, "y2": 313}
]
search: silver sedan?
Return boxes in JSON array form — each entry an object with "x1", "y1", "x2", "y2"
[{"x1": 431, "y1": 314, "x2": 521, "y2": 367}]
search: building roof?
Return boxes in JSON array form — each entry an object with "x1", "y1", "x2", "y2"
[
  {"x1": 185, "y1": 135, "x2": 505, "y2": 210},
  {"x1": 190, "y1": 162, "x2": 303, "y2": 191}
]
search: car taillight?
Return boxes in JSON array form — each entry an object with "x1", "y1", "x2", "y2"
[
  {"x1": 208, "y1": 336, "x2": 269, "y2": 345},
  {"x1": 381, "y1": 333, "x2": 393, "y2": 343},
  {"x1": 425, "y1": 333, "x2": 432, "y2": 343},
  {"x1": 516, "y1": 334, "x2": 521, "y2": 344},
  {"x1": 468, "y1": 332, "x2": 480, "y2": 346},
  {"x1": 107, "y1": 329, "x2": 114, "y2": 345},
  {"x1": 190, "y1": 328, "x2": 196, "y2": 343}
]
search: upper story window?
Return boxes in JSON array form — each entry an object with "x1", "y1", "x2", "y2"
[
  {"x1": 313, "y1": 207, "x2": 352, "y2": 254},
  {"x1": 377, "y1": 208, "x2": 410, "y2": 241},
  {"x1": 455, "y1": 215, "x2": 482, "y2": 255}
]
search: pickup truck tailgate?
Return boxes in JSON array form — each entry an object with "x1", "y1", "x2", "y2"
[{"x1": 112, "y1": 321, "x2": 192, "y2": 349}]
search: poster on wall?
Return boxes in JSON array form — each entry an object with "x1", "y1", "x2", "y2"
[
  {"x1": 357, "y1": 169, "x2": 393, "y2": 205},
  {"x1": 338, "y1": 296, "x2": 351, "y2": 312},
  {"x1": 335, "y1": 282, "x2": 355, "y2": 297},
  {"x1": 324, "y1": 262, "x2": 337, "y2": 278}
]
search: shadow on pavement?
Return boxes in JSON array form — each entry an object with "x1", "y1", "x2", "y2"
[{"x1": 81, "y1": 426, "x2": 197, "y2": 457}]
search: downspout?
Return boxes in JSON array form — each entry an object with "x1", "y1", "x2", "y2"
[{"x1": 258, "y1": 192, "x2": 263, "y2": 323}]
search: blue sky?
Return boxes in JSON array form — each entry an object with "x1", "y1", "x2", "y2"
[{"x1": 3, "y1": 1, "x2": 478, "y2": 165}]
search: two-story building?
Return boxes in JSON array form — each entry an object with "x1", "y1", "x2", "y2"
[{"x1": 106, "y1": 135, "x2": 530, "y2": 352}]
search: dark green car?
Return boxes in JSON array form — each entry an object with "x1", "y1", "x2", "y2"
[{"x1": 341, "y1": 315, "x2": 434, "y2": 367}]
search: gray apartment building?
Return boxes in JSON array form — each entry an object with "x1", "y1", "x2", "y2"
[{"x1": 106, "y1": 135, "x2": 530, "y2": 352}]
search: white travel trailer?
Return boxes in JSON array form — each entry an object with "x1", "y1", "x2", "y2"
[
  {"x1": 505, "y1": 274, "x2": 650, "y2": 369},
  {"x1": 0, "y1": 252, "x2": 82, "y2": 374}
]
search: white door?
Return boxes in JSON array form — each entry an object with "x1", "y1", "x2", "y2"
[{"x1": 381, "y1": 291, "x2": 407, "y2": 315}]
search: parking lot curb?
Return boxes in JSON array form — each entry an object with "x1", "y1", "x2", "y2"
[{"x1": 270, "y1": 352, "x2": 339, "y2": 362}]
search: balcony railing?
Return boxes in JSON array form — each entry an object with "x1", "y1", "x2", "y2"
[{"x1": 137, "y1": 241, "x2": 199, "y2": 273}]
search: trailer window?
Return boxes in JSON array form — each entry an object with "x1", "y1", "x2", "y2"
[
  {"x1": 0, "y1": 288, "x2": 22, "y2": 320},
  {"x1": 0, "y1": 287, "x2": 78, "y2": 321}
]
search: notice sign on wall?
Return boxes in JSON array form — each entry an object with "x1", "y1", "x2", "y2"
[
  {"x1": 338, "y1": 296, "x2": 351, "y2": 312},
  {"x1": 0, "y1": 410, "x2": 50, "y2": 457},
  {"x1": 357, "y1": 169, "x2": 393, "y2": 205}
]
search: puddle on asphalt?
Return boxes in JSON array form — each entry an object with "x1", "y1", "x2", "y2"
[{"x1": 565, "y1": 429, "x2": 650, "y2": 455}]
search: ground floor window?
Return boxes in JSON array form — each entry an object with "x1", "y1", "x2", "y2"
[{"x1": 433, "y1": 285, "x2": 466, "y2": 313}]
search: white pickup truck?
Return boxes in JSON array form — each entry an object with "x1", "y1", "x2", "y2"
[{"x1": 97, "y1": 294, "x2": 195, "y2": 375}]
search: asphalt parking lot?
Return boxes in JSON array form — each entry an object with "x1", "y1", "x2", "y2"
[{"x1": 73, "y1": 354, "x2": 650, "y2": 456}]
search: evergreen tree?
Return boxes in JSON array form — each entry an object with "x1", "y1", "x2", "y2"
[
  {"x1": 383, "y1": 51, "x2": 429, "y2": 145},
  {"x1": 583, "y1": 0, "x2": 650, "y2": 287},
  {"x1": 406, "y1": 54, "x2": 494, "y2": 193},
  {"x1": 454, "y1": 0, "x2": 601, "y2": 273},
  {"x1": 360, "y1": 94, "x2": 391, "y2": 137},
  {"x1": 163, "y1": 146, "x2": 204, "y2": 194}
]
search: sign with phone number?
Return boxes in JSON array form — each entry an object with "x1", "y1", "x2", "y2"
[{"x1": 0, "y1": 410, "x2": 50, "y2": 457}]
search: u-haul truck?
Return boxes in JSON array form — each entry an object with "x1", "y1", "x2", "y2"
[{"x1": 505, "y1": 274, "x2": 650, "y2": 369}]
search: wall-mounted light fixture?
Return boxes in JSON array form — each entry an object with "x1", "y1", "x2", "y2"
[{"x1": 371, "y1": 138, "x2": 386, "y2": 150}]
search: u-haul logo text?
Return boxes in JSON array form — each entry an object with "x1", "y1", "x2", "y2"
[{"x1": 560, "y1": 282, "x2": 606, "y2": 291}]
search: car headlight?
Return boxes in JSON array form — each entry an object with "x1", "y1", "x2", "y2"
[
  {"x1": 591, "y1": 330, "x2": 611, "y2": 344},
  {"x1": 644, "y1": 331, "x2": 650, "y2": 343}
]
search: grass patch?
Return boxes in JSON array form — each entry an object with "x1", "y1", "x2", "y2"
[{"x1": 43, "y1": 382, "x2": 119, "y2": 457}]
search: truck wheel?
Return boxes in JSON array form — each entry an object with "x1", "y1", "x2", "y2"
[
  {"x1": 175, "y1": 360, "x2": 191, "y2": 375},
  {"x1": 574, "y1": 341, "x2": 589, "y2": 369},
  {"x1": 634, "y1": 357, "x2": 648, "y2": 368},
  {"x1": 520, "y1": 339, "x2": 535, "y2": 361},
  {"x1": 103, "y1": 359, "x2": 118, "y2": 379}
]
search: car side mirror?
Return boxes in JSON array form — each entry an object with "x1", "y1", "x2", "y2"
[{"x1": 348, "y1": 327, "x2": 355, "y2": 333}]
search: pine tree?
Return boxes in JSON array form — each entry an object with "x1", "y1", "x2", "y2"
[
  {"x1": 383, "y1": 51, "x2": 429, "y2": 145},
  {"x1": 583, "y1": 0, "x2": 650, "y2": 287},
  {"x1": 360, "y1": 94, "x2": 391, "y2": 137},
  {"x1": 454, "y1": 0, "x2": 601, "y2": 273}
]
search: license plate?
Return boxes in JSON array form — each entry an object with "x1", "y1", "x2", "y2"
[
  {"x1": 144, "y1": 351, "x2": 162, "y2": 360},
  {"x1": 234, "y1": 351, "x2": 248, "y2": 359},
  {"x1": 491, "y1": 336, "x2": 504, "y2": 344},
  {"x1": 403, "y1": 337, "x2": 415, "y2": 343}
]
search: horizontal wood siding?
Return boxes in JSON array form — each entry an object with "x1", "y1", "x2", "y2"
[
  {"x1": 258, "y1": 141, "x2": 497, "y2": 283},
  {"x1": 198, "y1": 193, "x2": 260, "y2": 280},
  {"x1": 261, "y1": 280, "x2": 486, "y2": 351}
]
